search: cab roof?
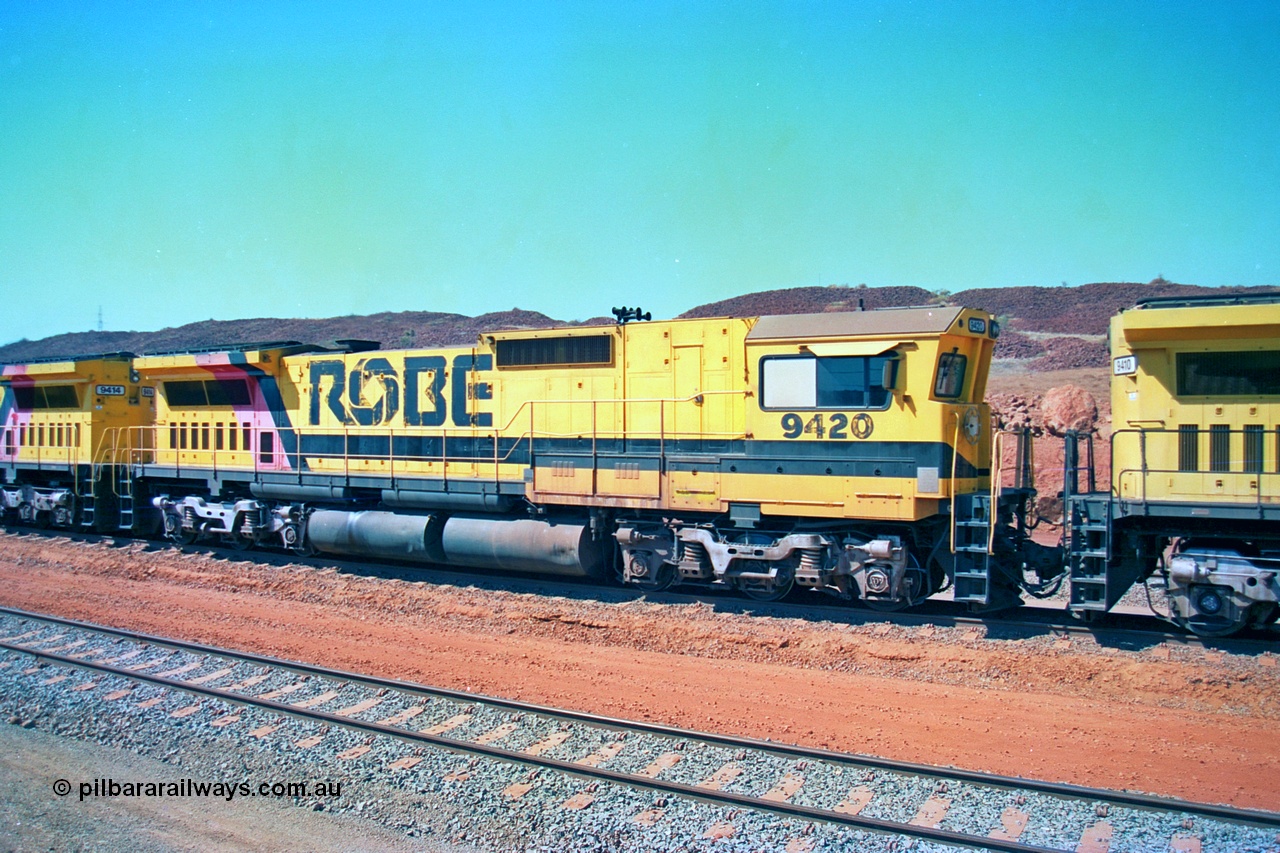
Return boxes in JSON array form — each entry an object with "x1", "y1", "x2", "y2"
[{"x1": 746, "y1": 306, "x2": 967, "y2": 341}]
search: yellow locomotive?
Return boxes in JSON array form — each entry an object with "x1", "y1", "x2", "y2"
[
  {"x1": 1066, "y1": 293, "x2": 1280, "y2": 635},
  {"x1": 120, "y1": 305, "x2": 1018, "y2": 607},
  {"x1": 0, "y1": 353, "x2": 151, "y2": 529}
]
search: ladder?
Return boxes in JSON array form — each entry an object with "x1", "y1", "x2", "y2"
[
  {"x1": 952, "y1": 492, "x2": 996, "y2": 606},
  {"x1": 79, "y1": 467, "x2": 96, "y2": 528},
  {"x1": 1062, "y1": 430, "x2": 1118, "y2": 614},
  {"x1": 1066, "y1": 494, "x2": 1112, "y2": 613},
  {"x1": 951, "y1": 428, "x2": 1037, "y2": 611},
  {"x1": 117, "y1": 464, "x2": 134, "y2": 531}
]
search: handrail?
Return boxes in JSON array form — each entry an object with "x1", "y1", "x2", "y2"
[
  {"x1": 988, "y1": 430, "x2": 1002, "y2": 555},
  {"x1": 1109, "y1": 425, "x2": 1278, "y2": 522},
  {"x1": 107, "y1": 383, "x2": 795, "y2": 504},
  {"x1": 1114, "y1": 464, "x2": 1280, "y2": 481},
  {"x1": 949, "y1": 411, "x2": 961, "y2": 556},
  {"x1": 129, "y1": 388, "x2": 752, "y2": 480}
]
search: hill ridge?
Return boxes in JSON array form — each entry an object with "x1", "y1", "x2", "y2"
[{"x1": 3, "y1": 280, "x2": 1277, "y2": 365}]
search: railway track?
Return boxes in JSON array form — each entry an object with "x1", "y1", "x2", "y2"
[
  {"x1": 5, "y1": 525, "x2": 1278, "y2": 657},
  {"x1": 1, "y1": 606, "x2": 1276, "y2": 852}
]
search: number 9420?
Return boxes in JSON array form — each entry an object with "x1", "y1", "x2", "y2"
[{"x1": 779, "y1": 413, "x2": 873, "y2": 440}]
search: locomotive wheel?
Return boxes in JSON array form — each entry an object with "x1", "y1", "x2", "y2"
[
  {"x1": 292, "y1": 537, "x2": 319, "y2": 558},
  {"x1": 1174, "y1": 612, "x2": 1251, "y2": 638},
  {"x1": 862, "y1": 557, "x2": 929, "y2": 612},
  {"x1": 224, "y1": 532, "x2": 255, "y2": 551},
  {"x1": 1174, "y1": 586, "x2": 1253, "y2": 637},
  {"x1": 280, "y1": 522, "x2": 318, "y2": 556},
  {"x1": 163, "y1": 514, "x2": 197, "y2": 546},
  {"x1": 740, "y1": 564, "x2": 795, "y2": 602},
  {"x1": 630, "y1": 561, "x2": 676, "y2": 592}
]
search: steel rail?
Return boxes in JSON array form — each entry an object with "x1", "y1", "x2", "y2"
[
  {"x1": 1, "y1": 638, "x2": 1066, "y2": 853},
  {"x1": 2, "y1": 605, "x2": 1277, "y2": 833}
]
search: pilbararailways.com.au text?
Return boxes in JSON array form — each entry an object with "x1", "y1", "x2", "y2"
[{"x1": 54, "y1": 777, "x2": 343, "y2": 802}]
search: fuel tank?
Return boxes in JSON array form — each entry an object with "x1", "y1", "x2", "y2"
[
  {"x1": 439, "y1": 515, "x2": 608, "y2": 578},
  {"x1": 305, "y1": 510, "x2": 607, "y2": 578}
]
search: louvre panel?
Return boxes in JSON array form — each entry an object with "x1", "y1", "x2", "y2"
[
  {"x1": 1244, "y1": 425, "x2": 1264, "y2": 474},
  {"x1": 1209, "y1": 424, "x2": 1231, "y2": 473},
  {"x1": 1178, "y1": 424, "x2": 1199, "y2": 472},
  {"x1": 495, "y1": 335, "x2": 612, "y2": 367}
]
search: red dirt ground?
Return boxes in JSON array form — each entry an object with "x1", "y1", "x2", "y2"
[{"x1": 1, "y1": 534, "x2": 1277, "y2": 812}]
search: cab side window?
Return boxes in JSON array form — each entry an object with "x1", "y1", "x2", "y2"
[
  {"x1": 934, "y1": 352, "x2": 967, "y2": 399},
  {"x1": 761, "y1": 355, "x2": 896, "y2": 410}
]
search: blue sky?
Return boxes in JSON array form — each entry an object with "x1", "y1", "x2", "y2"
[{"x1": 1, "y1": 1, "x2": 1277, "y2": 344}]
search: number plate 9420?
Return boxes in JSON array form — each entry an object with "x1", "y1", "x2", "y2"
[{"x1": 780, "y1": 413, "x2": 874, "y2": 440}]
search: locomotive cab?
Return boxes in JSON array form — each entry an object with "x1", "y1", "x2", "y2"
[
  {"x1": 0, "y1": 353, "x2": 149, "y2": 529},
  {"x1": 733, "y1": 306, "x2": 1005, "y2": 606},
  {"x1": 1066, "y1": 293, "x2": 1280, "y2": 636}
]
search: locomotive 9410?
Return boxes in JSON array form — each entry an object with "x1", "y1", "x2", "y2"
[{"x1": 1065, "y1": 293, "x2": 1280, "y2": 636}]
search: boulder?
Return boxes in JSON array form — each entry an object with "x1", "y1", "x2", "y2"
[{"x1": 1040, "y1": 385, "x2": 1098, "y2": 436}]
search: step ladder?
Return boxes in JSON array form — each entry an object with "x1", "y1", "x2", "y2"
[
  {"x1": 1061, "y1": 429, "x2": 1110, "y2": 614},
  {"x1": 77, "y1": 462, "x2": 97, "y2": 528},
  {"x1": 117, "y1": 465, "x2": 134, "y2": 530},
  {"x1": 952, "y1": 492, "x2": 995, "y2": 607},
  {"x1": 951, "y1": 427, "x2": 1037, "y2": 612},
  {"x1": 1066, "y1": 494, "x2": 1112, "y2": 614}
]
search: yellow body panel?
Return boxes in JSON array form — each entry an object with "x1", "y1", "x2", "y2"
[
  {"x1": 259, "y1": 308, "x2": 995, "y2": 523},
  {"x1": 131, "y1": 345, "x2": 302, "y2": 474},
  {"x1": 1, "y1": 357, "x2": 152, "y2": 470},
  {"x1": 1110, "y1": 298, "x2": 1280, "y2": 505}
]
